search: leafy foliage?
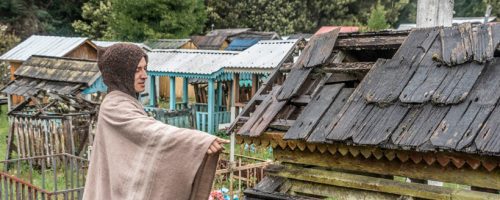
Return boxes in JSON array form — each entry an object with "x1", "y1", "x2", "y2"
[
  {"x1": 108, "y1": 0, "x2": 207, "y2": 42},
  {"x1": 366, "y1": 2, "x2": 390, "y2": 31},
  {"x1": 72, "y1": 0, "x2": 113, "y2": 40}
]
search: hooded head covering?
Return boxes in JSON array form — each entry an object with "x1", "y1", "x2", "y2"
[{"x1": 97, "y1": 43, "x2": 148, "y2": 98}]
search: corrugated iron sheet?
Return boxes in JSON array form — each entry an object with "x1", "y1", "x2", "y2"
[
  {"x1": 223, "y1": 40, "x2": 297, "y2": 70},
  {"x1": 147, "y1": 49, "x2": 237, "y2": 75},
  {"x1": 225, "y1": 39, "x2": 260, "y2": 51},
  {"x1": 0, "y1": 35, "x2": 88, "y2": 62},
  {"x1": 93, "y1": 41, "x2": 151, "y2": 51}
]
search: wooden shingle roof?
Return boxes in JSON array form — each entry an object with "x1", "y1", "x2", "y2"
[{"x1": 231, "y1": 23, "x2": 500, "y2": 158}]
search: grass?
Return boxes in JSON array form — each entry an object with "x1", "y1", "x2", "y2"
[{"x1": 0, "y1": 104, "x2": 8, "y2": 160}]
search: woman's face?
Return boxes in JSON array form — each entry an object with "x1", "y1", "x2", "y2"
[{"x1": 134, "y1": 57, "x2": 147, "y2": 93}]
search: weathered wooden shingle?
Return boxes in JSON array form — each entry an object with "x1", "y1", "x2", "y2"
[
  {"x1": 307, "y1": 88, "x2": 354, "y2": 143},
  {"x1": 284, "y1": 83, "x2": 344, "y2": 140},
  {"x1": 362, "y1": 27, "x2": 439, "y2": 104}
]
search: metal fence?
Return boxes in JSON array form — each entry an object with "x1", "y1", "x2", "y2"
[{"x1": 0, "y1": 154, "x2": 88, "y2": 200}]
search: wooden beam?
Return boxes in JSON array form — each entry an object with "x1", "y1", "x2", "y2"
[
  {"x1": 335, "y1": 35, "x2": 406, "y2": 50},
  {"x1": 274, "y1": 148, "x2": 500, "y2": 190},
  {"x1": 251, "y1": 74, "x2": 259, "y2": 96},
  {"x1": 233, "y1": 73, "x2": 240, "y2": 104},
  {"x1": 268, "y1": 164, "x2": 500, "y2": 200},
  {"x1": 279, "y1": 62, "x2": 373, "y2": 73}
]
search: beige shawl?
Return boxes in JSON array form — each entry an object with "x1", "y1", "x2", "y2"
[{"x1": 83, "y1": 91, "x2": 218, "y2": 200}]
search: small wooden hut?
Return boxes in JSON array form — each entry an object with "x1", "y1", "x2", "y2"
[
  {"x1": 1, "y1": 55, "x2": 102, "y2": 160},
  {"x1": 230, "y1": 24, "x2": 500, "y2": 199},
  {"x1": 0, "y1": 35, "x2": 98, "y2": 108}
]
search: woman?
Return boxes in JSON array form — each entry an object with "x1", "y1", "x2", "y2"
[{"x1": 83, "y1": 43, "x2": 228, "y2": 200}]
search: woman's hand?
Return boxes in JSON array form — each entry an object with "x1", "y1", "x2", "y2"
[{"x1": 207, "y1": 137, "x2": 230, "y2": 155}]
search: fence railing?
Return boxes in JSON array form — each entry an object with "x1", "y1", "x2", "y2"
[
  {"x1": 213, "y1": 153, "x2": 272, "y2": 199},
  {"x1": 195, "y1": 111, "x2": 231, "y2": 132},
  {"x1": 192, "y1": 103, "x2": 227, "y2": 112},
  {"x1": 8, "y1": 114, "x2": 94, "y2": 160},
  {"x1": 0, "y1": 154, "x2": 88, "y2": 200},
  {"x1": 144, "y1": 107, "x2": 193, "y2": 128}
]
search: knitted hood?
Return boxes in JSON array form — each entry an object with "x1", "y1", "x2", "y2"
[{"x1": 97, "y1": 43, "x2": 148, "y2": 98}]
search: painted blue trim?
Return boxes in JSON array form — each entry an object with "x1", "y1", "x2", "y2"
[
  {"x1": 82, "y1": 76, "x2": 107, "y2": 94},
  {"x1": 149, "y1": 75, "x2": 156, "y2": 107},
  {"x1": 217, "y1": 81, "x2": 223, "y2": 107},
  {"x1": 182, "y1": 77, "x2": 188, "y2": 104},
  {"x1": 169, "y1": 76, "x2": 176, "y2": 110},
  {"x1": 208, "y1": 79, "x2": 215, "y2": 134}
]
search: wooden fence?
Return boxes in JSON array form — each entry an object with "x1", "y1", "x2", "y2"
[{"x1": 7, "y1": 113, "x2": 95, "y2": 160}]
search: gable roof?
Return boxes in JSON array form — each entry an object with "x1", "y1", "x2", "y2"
[
  {"x1": 190, "y1": 36, "x2": 228, "y2": 50},
  {"x1": 1, "y1": 55, "x2": 101, "y2": 96},
  {"x1": 0, "y1": 35, "x2": 91, "y2": 62}
]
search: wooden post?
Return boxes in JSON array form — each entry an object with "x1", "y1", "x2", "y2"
[
  {"x1": 208, "y1": 79, "x2": 215, "y2": 134},
  {"x1": 169, "y1": 76, "x2": 176, "y2": 110},
  {"x1": 251, "y1": 74, "x2": 258, "y2": 96},
  {"x1": 217, "y1": 81, "x2": 223, "y2": 108},
  {"x1": 231, "y1": 74, "x2": 240, "y2": 121},
  {"x1": 182, "y1": 77, "x2": 189, "y2": 108},
  {"x1": 149, "y1": 75, "x2": 156, "y2": 107},
  {"x1": 417, "y1": 0, "x2": 453, "y2": 28}
]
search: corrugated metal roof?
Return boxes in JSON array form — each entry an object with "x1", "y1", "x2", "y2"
[
  {"x1": 206, "y1": 28, "x2": 251, "y2": 37},
  {"x1": 93, "y1": 41, "x2": 152, "y2": 51},
  {"x1": 145, "y1": 39, "x2": 191, "y2": 49},
  {"x1": 147, "y1": 49, "x2": 238, "y2": 75},
  {"x1": 222, "y1": 40, "x2": 298, "y2": 70},
  {"x1": 0, "y1": 35, "x2": 88, "y2": 62},
  {"x1": 225, "y1": 39, "x2": 260, "y2": 51}
]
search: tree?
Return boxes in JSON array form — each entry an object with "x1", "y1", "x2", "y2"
[
  {"x1": 0, "y1": 24, "x2": 20, "y2": 86},
  {"x1": 72, "y1": 0, "x2": 113, "y2": 40},
  {"x1": 207, "y1": 0, "x2": 409, "y2": 35},
  {"x1": 108, "y1": 0, "x2": 207, "y2": 42},
  {"x1": 366, "y1": 2, "x2": 390, "y2": 31}
]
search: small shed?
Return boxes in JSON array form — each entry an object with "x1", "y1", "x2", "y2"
[
  {"x1": 1, "y1": 55, "x2": 105, "y2": 98},
  {"x1": 147, "y1": 49, "x2": 238, "y2": 132},
  {"x1": 230, "y1": 24, "x2": 500, "y2": 199},
  {"x1": 146, "y1": 39, "x2": 196, "y2": 49},
  {"x1": 190, "y1": 36, "x2": 229, "y2": 50},
  {"x1": 1, "y1": 55, "x2": 102, "y2": 160},
  {"x1": 0, "y1": 35, "x2": 98, "y2": 108}
]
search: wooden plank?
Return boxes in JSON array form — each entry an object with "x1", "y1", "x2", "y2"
[
  {"x1": 362, "y1": 27, "x2": 439, "y2": 104},
  {"x1": 253, "y1": 176, "x2": 286, "y2": 192},
  {"x1": 274, "y1": 148, "x2": 500, "y2": 190},
  {"x1": 269, "y1": 120, "x2": 295, "y2": 131},
  {"x1": 284, "y1": 84, "x2": 344, "y2": 140},
  {"x1": 308, "y1": 88, "x2": 354, "y2": 143},
  {"x1": 295, "y1": 28, "x2": 340, "y2": 68},
  {"x1": 472, "y1": 24, "x2": 494, "y2": 63},
  {"x1": 431, "y1": 61, "x2": 484, "y2": 104},
  {"x1": 251, "y1": 74, "x2": 259, "y2": 96},
  {"x1": 475, "y1": 105, "x2": 500, "y2": 155},
  {"x1": 248, "y1": 99, "x2": 287, "y2": 137},
  {"x1": 269, "y1": 164, "x2": 500, "y2": 200},
  {"x1": 320, "y1": 62, "x2": 373, "y2": 73},
  {"x1": 430, "y1": 59, "x2": 500, "y2": 151},
  {"x1": 391, "y1": 104, "x2": 449, "y2": 149},
  {"x1": 335, "y1": 35, "x2": 406, "y2": 50},
  {"x1": 290, "y1": 95, "x2": 311, "y2": 105},
  {"x1": 439, "y1": 24, "x2": 473, "y2": 66},
  {"x1": 351, "y1": 102, "x2": 410, "y2": 145},
  {"x1": 276, "y1": 67, "x2": 313, "y2": 101},
  {"x1": 237, "y1": 86, "x2": 281, "y2": 136}
]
